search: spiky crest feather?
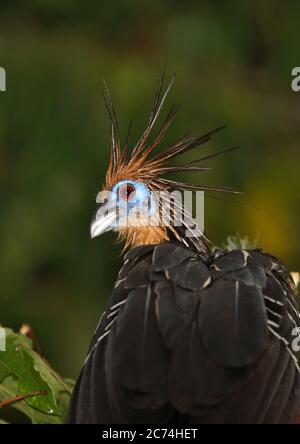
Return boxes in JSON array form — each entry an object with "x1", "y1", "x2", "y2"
[{"x1": 101, "y1": 73, "x2": 240, "y2": 252}]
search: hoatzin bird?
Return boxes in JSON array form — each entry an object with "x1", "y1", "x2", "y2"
[{"x1": 69, "y1": 73, "x2": 300, "y2": 424}]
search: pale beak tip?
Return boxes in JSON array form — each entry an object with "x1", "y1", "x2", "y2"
[
  {"x1": 90, "y1": 208, "x2": 117, "y2": 240},
  {"x1": 90, "y1": 222, "x2": 99, "y2": 239}
]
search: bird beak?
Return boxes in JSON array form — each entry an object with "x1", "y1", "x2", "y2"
[{"x1": 90, "y1": 204, "x2": 117, "y2": 239}]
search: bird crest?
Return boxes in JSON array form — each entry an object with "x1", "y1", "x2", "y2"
[{"x1": 95, "y1": 72, "x2": 240, "y2": 252}]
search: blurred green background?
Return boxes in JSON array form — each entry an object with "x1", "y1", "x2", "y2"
[{"x1": 0, "y1": 0, "x2": 299, "y2": 380}]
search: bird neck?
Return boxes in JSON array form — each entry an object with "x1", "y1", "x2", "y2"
[
  {"x1": 118, "y1": 226, "x2": 169, "y2": 250},
  {"x1": 118, "y1": 225, "x2": 211, "y2": 255}
]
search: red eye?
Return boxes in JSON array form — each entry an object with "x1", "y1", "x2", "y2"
[{"x1": 118, "y1": 183, "x2": 136, "y2": 201}]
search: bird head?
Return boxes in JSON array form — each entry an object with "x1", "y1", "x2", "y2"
[{"x1": 91, "y1": 73, "x2": 239, "y2": 252}]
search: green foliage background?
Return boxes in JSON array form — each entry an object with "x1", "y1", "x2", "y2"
[{"x1": 0, "y1": 1, "x2": 299, "y2": 384}]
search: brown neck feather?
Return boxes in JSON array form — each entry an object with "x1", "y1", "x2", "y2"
[{"x1": 118, "y1": 226, "x2": 169, "y2": 250}]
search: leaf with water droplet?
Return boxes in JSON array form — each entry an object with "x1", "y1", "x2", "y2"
[{"x1": 0, "y1": 328, "x2": 73, "y2": 423}]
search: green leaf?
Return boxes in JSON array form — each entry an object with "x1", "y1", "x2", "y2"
[{"x1": 0, "y1": 328, "x2": 74, "y2": 424}]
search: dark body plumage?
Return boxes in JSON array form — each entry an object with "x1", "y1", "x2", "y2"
[{"x1": 69, "y1": 242, "x2": 300, "y2": 424}]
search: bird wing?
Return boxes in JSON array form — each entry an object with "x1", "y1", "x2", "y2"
[{"x1": 69, "y1": 244, "x2": 300, "y2": 424}]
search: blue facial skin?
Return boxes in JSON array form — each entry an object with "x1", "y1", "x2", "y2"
[{"x1": 111, "y1": 179, "x2": 157, "y2": 223}]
